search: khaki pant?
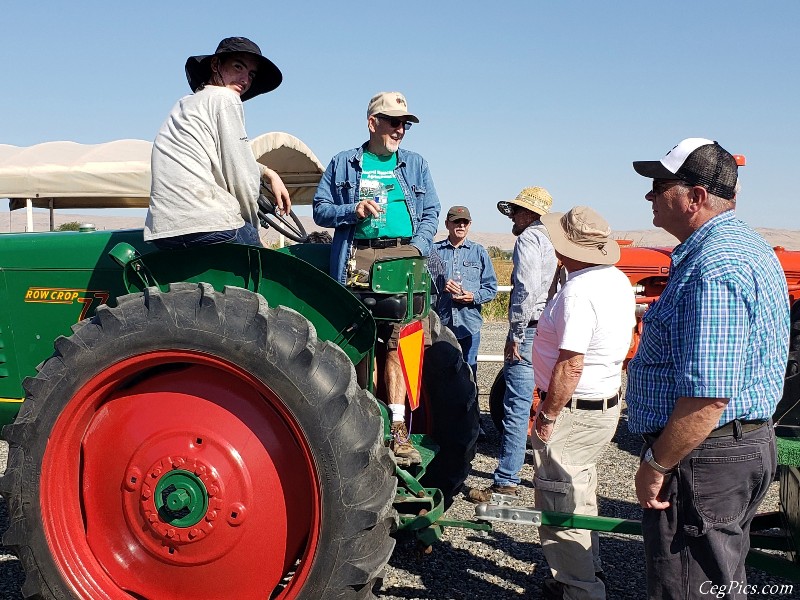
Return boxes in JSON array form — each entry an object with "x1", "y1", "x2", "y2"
[
  {"x1": 350, "y1": 244, "x2": 429, "y2": 348},
  {"x1": 531, "y1": 400, "x2": 621, "y2": 600}
]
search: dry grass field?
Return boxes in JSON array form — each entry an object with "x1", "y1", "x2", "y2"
[{"x1": 483, "y1": 258, "x2": 512, "y2": 321}]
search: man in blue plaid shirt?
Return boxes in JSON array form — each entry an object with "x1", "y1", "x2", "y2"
[{"x1": 627, "y1": 138, "x2": 789, "y2": 599}]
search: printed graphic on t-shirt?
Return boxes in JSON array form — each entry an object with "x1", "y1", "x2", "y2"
[{"x1": 354, "y1": 152, "x2": 413, "y2": 239}]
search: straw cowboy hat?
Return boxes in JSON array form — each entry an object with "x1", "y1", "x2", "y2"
[
  {"x1": 185, "y1": 37, "x2": 283, "y2": 101},
  {"x1": 540, "y1": 206, "x2": 620, "y2": 265},
  {"x1": 497, "y1": 187, "x2": 553, "y2": 217}
]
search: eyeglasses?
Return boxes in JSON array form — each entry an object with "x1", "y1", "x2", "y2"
[
  {"x1": 651, "y1": 179, "x2": 688, "y2": 195},
  {"x1": 375, "y1": 115, "x2": 413, "y2": 130},
  {"x1": 450, "y1": 219, "x2": 470, "y2": 226}
]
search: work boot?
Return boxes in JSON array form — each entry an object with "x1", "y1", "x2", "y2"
[
  {"x1": 466, "y1": 483, "x2": 519, "y2": 504},
  {"x1": 390, "y1": 421, "x2": 421, "y2": 465}
]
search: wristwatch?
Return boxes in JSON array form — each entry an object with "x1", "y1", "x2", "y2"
[
  {"x1": 537, "y1": 411, "x2": 557, "y2": 425},
  {"x1": 643, "y1": 447, "x2": 673, "y2": 474}
]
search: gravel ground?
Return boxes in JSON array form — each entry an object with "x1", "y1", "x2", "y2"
[{"x1": 0, "y1": 321, "x2": 794, "y2": 599}]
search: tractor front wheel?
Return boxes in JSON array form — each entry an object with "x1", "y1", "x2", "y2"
[{"x1": 1, "y1": 283, "x2": 395, "y2": 600}]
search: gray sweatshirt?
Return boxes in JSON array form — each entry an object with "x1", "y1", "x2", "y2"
[
  {"x1": 144, "y1": 86, "x2": 261, "y2": 241},
  {"x1": 507, "y1": 222, "x2": 557, "y2": 343}
]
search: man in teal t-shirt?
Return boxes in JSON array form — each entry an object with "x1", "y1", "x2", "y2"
[{"x1": 313, "y1": 92, "x2": 441, "y2": 465}]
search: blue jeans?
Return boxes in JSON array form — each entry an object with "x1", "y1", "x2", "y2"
[
  {"x1": 494, "y1": 326, "x2": 536, "y2": 487},
  {"x1": 152, "y1": 223, "x2": 262, "y2": 250},
  {"x1": 457, "y1": 331, "x2": 480, "y2": 380},
  {"x1": 641, "y1": 421, "x2": 776, "y2": 600}
]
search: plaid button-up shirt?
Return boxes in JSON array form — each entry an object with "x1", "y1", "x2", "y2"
[{"x1": 627, "y1": 210, "x2": 789, "y2": 434}]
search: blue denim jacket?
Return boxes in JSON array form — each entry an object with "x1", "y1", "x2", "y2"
[
  {"x1": 313, "y1": 143, "x2": 440, "y2": 284},
  {"x1": 431, "y1": 238, "x2": 498, "y2": 338}
]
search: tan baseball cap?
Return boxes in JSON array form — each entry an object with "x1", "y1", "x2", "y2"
[
  {"x1": 367, "y1": 91, "x2": 420, "y2": 123},
  {"x1": 497, "y1": 186, "x2": 553, "y2": 218}
]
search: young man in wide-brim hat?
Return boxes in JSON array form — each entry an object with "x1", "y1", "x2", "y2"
[
  {"x1": 145, "y1": 36, "x2": 290, "y2": 249},
  {"x1": 185, "y1": 36, "x2": 283, "y2": 102},
  {"x1": 531, "y1": 205, "x2": 635, "y2": 600}
]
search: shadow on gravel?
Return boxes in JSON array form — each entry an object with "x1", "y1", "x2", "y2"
[
  {"x1": 0, "y1": 496, "x2": 25, "y2": 600},
  {"x1": 384, "y1": 527, "x2": 650, "y2": 599}
]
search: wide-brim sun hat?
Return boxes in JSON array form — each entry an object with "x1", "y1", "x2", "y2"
[
  {"x1": 497, "y1": 186, "x2": 553, "y2": 217},
  {"x1": 540, "y1": 206, "x2": 620, "y2": 265},
  {"x1": 185, "y1": 36, "x2": 283, "y2": 102}
]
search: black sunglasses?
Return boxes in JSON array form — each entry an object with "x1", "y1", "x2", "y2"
[
  {"x1": 651, "y1": 179, "x2": 687, "y2": 195},
  {"x1": 376, "y1": 114, "x2": 413, "y2": 130}
]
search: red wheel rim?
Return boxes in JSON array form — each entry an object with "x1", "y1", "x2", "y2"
[{"x1": 40, "y1": 350, "x2": 322, "y2": 599}]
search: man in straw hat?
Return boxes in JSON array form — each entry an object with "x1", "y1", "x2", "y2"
[
  {"x1": 313, "y1": 92, "x2": 440, "y2": 465},
  {"x1": 627, "y1": 139, "x2": 788, "y2": 598},
  {"x1": 146, "y1": 37, "x2": 291, "y2": 248},
  {"x1": 530, "y1": 206, "x2": 635, "y2": 599},
  {"x1": 467, "y1": 187, "x2": 557, "y2": 503}
]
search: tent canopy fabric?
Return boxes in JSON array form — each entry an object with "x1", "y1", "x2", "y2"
[{"x1": 1, "y1": 132, "x2": 325, "y2": 211}]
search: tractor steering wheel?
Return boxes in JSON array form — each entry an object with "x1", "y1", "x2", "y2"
[{"x1": 257, "y1": 181, "x2": 308, "y2": 243}]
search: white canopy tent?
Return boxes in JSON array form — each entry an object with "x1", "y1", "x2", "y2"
[{"x1": 0, "y1": 133, "x2": 325, "y2": 232}]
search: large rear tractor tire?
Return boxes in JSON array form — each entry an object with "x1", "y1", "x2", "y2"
[
  {"x1": 0, "y1": 283, "x2": 396, "y2": 600},
  {"x1": 419, "y1": 313, "x2": 480, "y2": 509}
]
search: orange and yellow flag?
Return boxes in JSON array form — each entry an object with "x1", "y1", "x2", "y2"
[{"x1": 397, "y1": 320, "x2": 425, "y2": 411}]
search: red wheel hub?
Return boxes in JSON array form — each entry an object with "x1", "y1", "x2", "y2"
[{"x1": 41, "y1": 351, "x2": 321, "y2": 599}]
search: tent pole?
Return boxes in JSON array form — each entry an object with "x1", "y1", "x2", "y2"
[
  {"x1": 49, "y1": 199, "x2": 54, "y2": 231},
  {"x1": 26, "y1": 199, "x2": 33, "y2": 232}
]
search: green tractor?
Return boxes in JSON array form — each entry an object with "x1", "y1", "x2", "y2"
[{"x1": 0, "y1": 196, "x2": 482, "y2": 598}]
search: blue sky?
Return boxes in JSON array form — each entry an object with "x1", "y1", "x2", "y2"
[{"x1": 2, "y1": 1, "x2": 798, "y2": 232}]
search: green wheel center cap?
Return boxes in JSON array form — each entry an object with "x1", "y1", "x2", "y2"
[{"x1": 155, "y1": 469, "x2": 209, "y2": 528}]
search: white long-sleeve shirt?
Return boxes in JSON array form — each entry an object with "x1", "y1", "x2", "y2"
[{"x1": 145, "y1": 86, "x2": 261, "y2": 241}]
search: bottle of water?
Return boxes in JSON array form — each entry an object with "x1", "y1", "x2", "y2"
[
  {"x1": 453, "y1": 270, "x2": 464, "y2": 295},
  {"x1": 374, "y1": 184, "x2": 388, "y2": 228}
]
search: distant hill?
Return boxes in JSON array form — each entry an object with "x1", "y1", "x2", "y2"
[{"x1": 6, "y1": 211, "x2": 800, "y2": 251}]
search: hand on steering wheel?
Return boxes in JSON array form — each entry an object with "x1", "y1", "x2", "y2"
[{"x1": 257, "y1": 181, "x2": 308, "y2": 243}]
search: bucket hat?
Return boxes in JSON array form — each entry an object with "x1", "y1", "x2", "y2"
[
  {"x1": 185, "y1": 37, "x2": 282, "y2": 101},
  {"x1": 633, "y1": 138, "x2": 738, "y2": 200},
  {"x1": 497, "y1": 187, "x2": 552, "y2": 218},
  {"x1": 540, "y1": 206, "x2": 620, "y2": 265}
]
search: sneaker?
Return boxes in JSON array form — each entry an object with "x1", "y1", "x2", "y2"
[
  {"x1": 390, "y1": 421, "x2": 421, "y2": 465},
  {"x1": 466, "y1": 483, "x2": 519, "y2": 504}
]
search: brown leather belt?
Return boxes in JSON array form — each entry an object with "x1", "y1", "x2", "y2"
[
  {"x1": 538, "y1": 390, "x2": 619, "y2": 411},
  {"x1": 353, "y1": 237, "x2": 412, "y2": 249}
]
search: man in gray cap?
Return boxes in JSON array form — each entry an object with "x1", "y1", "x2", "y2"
[
  {"x1": 431, "y1": 205, "x2": 498, "y2": 379},
  {"x1": 627, "y1": 138, "x2": 789, "y2": 598},
  {"x1": 313, "y1": 92, "x2": 440, "y2": 465},
  {"x1": 532, "y1": 206, "x2": 635, "y2": 600},
  {"x1": 468, "y1": 187, "x2": 557, "y2": 503}
]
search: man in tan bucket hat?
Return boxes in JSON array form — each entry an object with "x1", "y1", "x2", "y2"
[
  {"x1": 468, "y1": 187, "x2": 557, "y2": 503},
  {"x1": 531, "y1": 206, "x2": 635, "y2": 599}
]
